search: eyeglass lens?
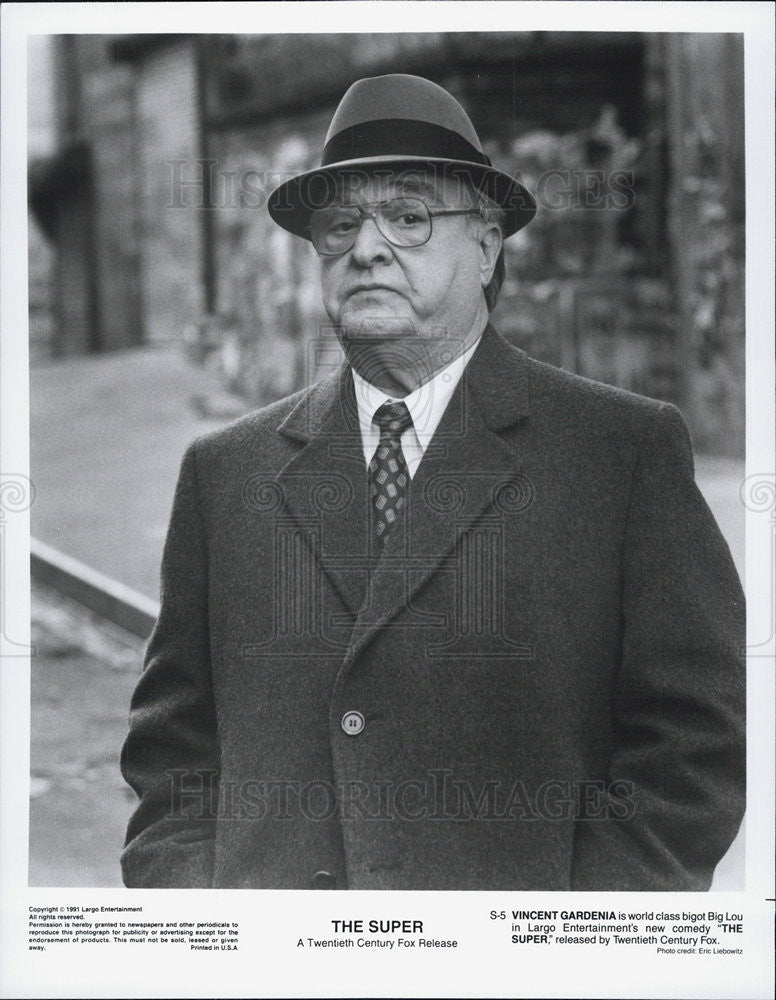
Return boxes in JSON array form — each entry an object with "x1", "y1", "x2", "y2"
[{"x1": 310, "y1": 198, "x2": 432, "y2": 254}]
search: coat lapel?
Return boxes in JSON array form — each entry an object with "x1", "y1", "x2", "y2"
[
  {"x1": 346, "y1": 325, "x2": 532, "y2": 661},
  {"x1": 276, "y1": 366, "x2": 373, "y2": 622}
]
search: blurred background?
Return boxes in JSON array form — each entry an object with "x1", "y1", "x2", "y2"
[{"x1": 26, "y1": 32, "x2": 745, "y2": 887}]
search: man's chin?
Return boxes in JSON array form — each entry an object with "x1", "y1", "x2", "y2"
[
  {"x1": 338, "y1": 328, "x2": 444, "y2": 391},
  {"x1": 338, "y1": 315, "x2": 418, "y2": 342}
]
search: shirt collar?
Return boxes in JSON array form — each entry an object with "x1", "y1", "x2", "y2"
[{"x1": 351, "y1": 331, "x2": 483, "y2": 447}]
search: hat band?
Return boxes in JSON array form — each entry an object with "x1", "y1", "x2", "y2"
[{"x1": 321, "y1": 118, "x2": 491, "y2": 169}]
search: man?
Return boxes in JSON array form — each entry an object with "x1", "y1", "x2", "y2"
[{"x1": 121, "y1": 74, "x2": 745, "y2": 891}]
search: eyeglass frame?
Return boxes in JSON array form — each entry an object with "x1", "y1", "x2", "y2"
[{"x1": 307, "y1": 196, "x2": 482, "y2": 256}]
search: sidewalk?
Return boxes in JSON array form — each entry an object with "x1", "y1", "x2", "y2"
[
  {"x1": 30, "y1": 345, "x2": 234, "y2": 600},
  {"x1": 29, "y1": 581, "x2": 144, "y2": 887}
]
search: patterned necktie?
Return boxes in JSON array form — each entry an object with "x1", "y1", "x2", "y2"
[{"x1": 369, "y1": 401, "x2": 413, "y2": 549}]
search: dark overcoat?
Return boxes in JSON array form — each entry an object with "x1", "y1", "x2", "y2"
[{"x1": 121, "y1": 325, "x2": 745, "y2": 890}]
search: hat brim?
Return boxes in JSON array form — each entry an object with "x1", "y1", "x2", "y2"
[{"x1": 267, "y1": 155, "x2": 536, "y2": 241}]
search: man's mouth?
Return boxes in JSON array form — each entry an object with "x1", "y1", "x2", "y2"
[{"x1": 348, "y1": 284, "x2": 398, "y2": 297}]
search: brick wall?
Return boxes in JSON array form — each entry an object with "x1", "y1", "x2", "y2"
[
  {"x1": 664, "y1": 34, "x2": 745, "y2": 455},
  {"x1": 84, "y1": 59, "x2": 143, "y2": 350},
  {"x1": 135, "y1": 39, "x2": 204, "y2": 343},
  {"x1": 32, "y1": 36, "x2": 144, "y2": 356}
]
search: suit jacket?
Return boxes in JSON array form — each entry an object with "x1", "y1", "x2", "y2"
[{"x1": 121, "y1": 325, "x2": 745, "y2": 891}]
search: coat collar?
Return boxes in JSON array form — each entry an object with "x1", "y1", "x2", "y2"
[
  {"x1": 466, "y1": 322, "x2": 531, "y2": 430},
  {"x1": 277, "y1": 323, "x2": 530, "y2": 445},
  {"x1": 273, "y1": 324, "x2": 532, "y2": 655}
]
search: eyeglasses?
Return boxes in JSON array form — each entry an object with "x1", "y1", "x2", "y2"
[{"x1": 308, "y1": 196, "x2": 480, "y2": 256}]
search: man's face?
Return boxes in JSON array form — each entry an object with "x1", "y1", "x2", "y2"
[{"x1": 318, "y1": 171, "x2": 499, "y2": 356}]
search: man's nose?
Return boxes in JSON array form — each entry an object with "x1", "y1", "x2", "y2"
[{"x1": 349, "y1": 216, "x2": 392, "y2": 266}]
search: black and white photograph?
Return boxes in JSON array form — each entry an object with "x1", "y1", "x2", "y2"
[{"x1": 2, "y1": 3, "x2": 774, "y2": 998}]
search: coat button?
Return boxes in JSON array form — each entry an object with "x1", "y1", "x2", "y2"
[
  {"x1": 312, "y1": 870, "x2": 336, "y2": 889},
  {"x1": 341, "y1": 710, "x2": 365, "y2": 735}
]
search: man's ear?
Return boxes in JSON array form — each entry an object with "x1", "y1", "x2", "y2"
[{"x1": 478, "y1": 222, "x2": 503, "y2": 287}]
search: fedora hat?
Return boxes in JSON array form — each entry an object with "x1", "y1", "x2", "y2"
[{"x1": 267, "y1": 74, "x2": 536, "y2": 241}]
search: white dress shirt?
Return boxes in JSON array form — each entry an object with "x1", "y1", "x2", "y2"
[{"x1": 351, "y1": 333, "x2": 483, "y2": 478}]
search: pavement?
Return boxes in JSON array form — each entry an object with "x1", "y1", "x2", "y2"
[
  {"x1": 29, "y1": 582, "x2": 144, "y2": 887},
  {"x1": 28, "y1": 345, "x2": 746, "y2": 888},
  {"x1": 30, "y1": 345, "x2": 236, "y2": 601}
]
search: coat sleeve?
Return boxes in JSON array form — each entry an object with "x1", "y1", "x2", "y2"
[
  {"x1": 571, "y1": 402, "x2": 746, "y2": 891},
  {"x1": 120, "y1": 440, "x2": 219, "y2": 888}
]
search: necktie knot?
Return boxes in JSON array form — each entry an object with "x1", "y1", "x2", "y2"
[{"x1": 373, "y1": 400, "x2": 413, "y2": 440}]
